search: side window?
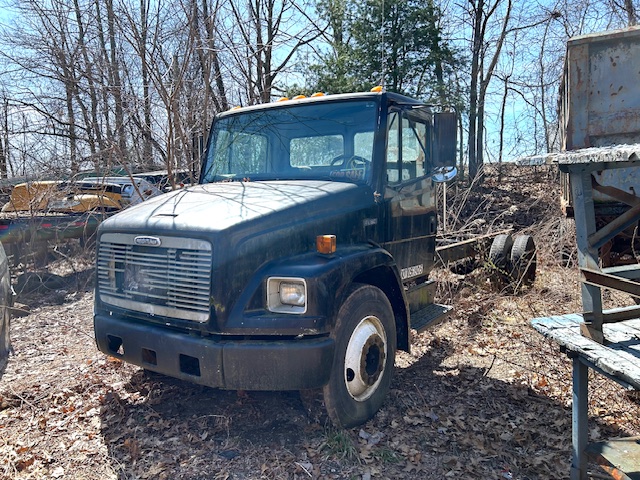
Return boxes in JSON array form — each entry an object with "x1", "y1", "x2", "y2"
[
  {"x1": 387, "y1": 112, "x2": 400, "y2": 184},
  {"x1": 386, "y1": 112, "x2": 428, "y2": 186},
  {"x1": 407, "y1": 120, "x2": 427, "y2": 178}
]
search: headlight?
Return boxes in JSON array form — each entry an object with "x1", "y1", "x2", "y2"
[
  {"x1": 279, "y1": 282, "x2": 306, "y2": 306},
  {"x1": 267, "y1": 277, "x2": 307, "y2": 314}
]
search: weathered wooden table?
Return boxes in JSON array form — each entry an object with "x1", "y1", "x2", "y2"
[{"x1": 532, "y1": 314, "x2": 640, "y2": 479}]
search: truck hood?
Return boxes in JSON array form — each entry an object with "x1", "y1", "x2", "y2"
[{"x1": 100, "y1": 180, "x2": 367, "y2": 233}]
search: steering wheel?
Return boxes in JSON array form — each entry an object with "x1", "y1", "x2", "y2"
[{"x1": 330, "y1": 155, "x2": 370, "y2": 169}]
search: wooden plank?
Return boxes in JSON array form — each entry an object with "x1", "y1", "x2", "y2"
[
  {"x1": 586, "y1": 437, "x2": 640, "y2": 480},
  {"x1": 605, "y1": 320, "x2": 640, "y2": 342},
  {"x1": 582, "y1": 268, "x2": 640, "y2": 298},
  {"x1": 606, "y1": 328, "x2": 639, "y2": 343},
  {"x1": 628, "y1": 345, "x2": 640, "y2": 357},
  {"x1": 588, "y1": 202, "x2": 640, "y2": 250},
  {"x1": 531, "y1": 314, "x2": 640, "y2": 388},
  {"x1": 532, "y1": 313, "x2": 583, "y2": 329},
  {"x1": 618, "y1": 319, "x2": 640, "y2": 337},
  {"x1": 555, "y1": 144, "x2": 640, "y2": 169},
  {"x1": 602, "y1": 264, "x2": 640, "y2": 280},
  {"x1": 582, "y1": 307, "x2": 640, "y2": 323}
]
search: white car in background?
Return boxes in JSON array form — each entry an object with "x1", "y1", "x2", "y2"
[{"x1": 79, "y1": 176, "x2": 162, "y2": 208}]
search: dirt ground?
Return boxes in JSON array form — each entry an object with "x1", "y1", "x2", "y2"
[{"x1": 1, "y1": 164, "x2": 640, "y2": 480}]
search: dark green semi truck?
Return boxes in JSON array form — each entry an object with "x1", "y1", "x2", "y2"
[{"x1": 92, "y1": 90, "x2": 469, "y2": 427}]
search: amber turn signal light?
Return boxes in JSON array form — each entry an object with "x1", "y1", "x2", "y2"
[{"x1": 316, "y1": 235, "x2": 336, "y2": 254}]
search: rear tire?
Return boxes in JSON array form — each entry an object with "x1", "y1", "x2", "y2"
[
  {"x1": 510, "y1": 235, "x2": 537, "y2": 287},
  {"x1": 488, "y1": 234, "x2": 513, "y2": 286},
  {"x1": 322, "y1": 284, "x2": 396, "y2": 428}
]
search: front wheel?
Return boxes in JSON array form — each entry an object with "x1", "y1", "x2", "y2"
[{"x1": 323, "y1": 284, "x2": 396, "y2": 428}]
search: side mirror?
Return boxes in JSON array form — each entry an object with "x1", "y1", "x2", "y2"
[
  {"x1": 432, "y1": 166, "x2": 457, "y2": 183},
  {"x1": 432, "y1": 111, "x2": 457, "y2": 168}
]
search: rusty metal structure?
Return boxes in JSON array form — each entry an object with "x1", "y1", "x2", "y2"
[
  {"x1": 559, "y1": 27, "x2": 640, "y2": 264},
  {"x1": 532, "y1": 26, "x2": 640, "y2": 480}
]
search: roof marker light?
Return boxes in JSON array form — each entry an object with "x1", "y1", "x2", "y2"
[
  {"x1": 292, "y1": 95, "x2": 306, "y2": 100},
  {"x1": 370, "y1": 86, "x2": 383, "y2": 93},
  {"x1": 276, "y1": 97, "x2": 289, "y2": 102},
  {"x1": 311, "y1": 92, "x2": 325, "y2": 97}
]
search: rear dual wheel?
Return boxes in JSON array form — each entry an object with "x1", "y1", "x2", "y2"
[
  {"x1": 488, "y1": 234, "x2": 514, "y2": 285},
  {"x1": 488, "y1": 234, "x2": 536, "y2": 288},
  {"x1": 510, "y1": 234, "x2": 537, "y2": 286},
  {"x1": 322, "y1": 284, "x2": 396, "y2": 428}
]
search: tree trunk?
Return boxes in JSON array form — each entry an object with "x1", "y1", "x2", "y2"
[
  {"x1": 106, "y1": 0, "x2": 128, "y2": 166},
  {"x1": 94, "y1": 1, "x2": 115, "y2": 159},
  {"x1": 0, "y1": 97, "x2": 6, "y2": 179},
  {"x1": 498, "y1": 74, "x2": 509, "y2": 181},
  {"x1": 56, "y1": 20, "x2": 80, "y2": 174},
  {"x1": 74, "y1": 0, "x2": 105, "y2": 172},
  {"x1": 140, "y1": 0, "x2": 154, "y2": 170},
  {"x1": 468, "y1": 0, "x2": 483, "y2": 181},
  {"x1": 625, "y1": 0, "x2": 637, "y2": 25}
]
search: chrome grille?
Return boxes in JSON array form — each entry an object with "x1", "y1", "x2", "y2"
[{"x1": 97, "y1": 233, "x2": 212, "y2": 322}]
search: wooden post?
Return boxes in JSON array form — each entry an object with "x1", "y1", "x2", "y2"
[
  {"x1": 569, "y1": 169, "x2": 604, "y2": 342},
  {"x1": 571, "y1": 355, "x2": 589, "y2": 480}
]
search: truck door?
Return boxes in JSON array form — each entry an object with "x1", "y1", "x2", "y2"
[{"x1": 381, "y1": 108, "x2": 438, "y2": 282}]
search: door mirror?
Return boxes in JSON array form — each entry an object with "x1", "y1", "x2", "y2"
[
  {"x1": 432, "y1": 111, "x2": 457, "y2": 168},
  {"x1": 432, "y1": 166, "x2": 457, "y2": 183}
]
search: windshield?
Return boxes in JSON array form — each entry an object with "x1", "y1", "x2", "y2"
[{"x1": 201, "y1": 99, "x2": 379, "y2": 184}]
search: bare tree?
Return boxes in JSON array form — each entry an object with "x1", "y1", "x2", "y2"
[
  {"x1": 0, "y1": 93, "x2": 7, "y2": 179},
  {"x1": 137, "y1": 0, "x2": 154, "y2": 170},
  {"x1": 187, "y1": 0, "x2": 231, "y2": 177},
  {"x1": 501, "y1": 0, "x2": 636, "y2": 163},
  {"x1": 606, "y1": 0, "x2": 638, "y2": 25},
  {"x1": 0, "y1": 1, "x2": 87, "y2": 175},
  {"x1": 191, "y1": 0, "x2": 230, "y2": 113},
  {"x1": 467, "y1": 0, "x2": 512, "y2": 181},
  {"x1": 224, "y1": 0, "x2": 323, "y2": 104}
]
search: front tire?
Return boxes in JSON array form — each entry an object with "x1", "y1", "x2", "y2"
[{"x1": 323, "y1": 284, "x2": 396, "y2": 428}]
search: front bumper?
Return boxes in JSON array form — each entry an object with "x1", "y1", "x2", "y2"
[{"x1": 94, "y1": 314, "x2": 335, "y2": 390}]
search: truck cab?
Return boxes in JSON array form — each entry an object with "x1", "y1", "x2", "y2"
[{"x1": 93, "y1": 90, "x2": 457, "y2": 427}]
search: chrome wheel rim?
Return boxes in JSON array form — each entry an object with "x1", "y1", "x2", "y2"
[{"x1": 344, "y1": 315, "x2": 387, "y2": 401}]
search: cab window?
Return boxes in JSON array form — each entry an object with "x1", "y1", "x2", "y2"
[{"x1": 386, "y1": 111, "x2": 428, "y2": 185}]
